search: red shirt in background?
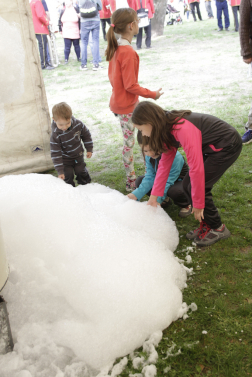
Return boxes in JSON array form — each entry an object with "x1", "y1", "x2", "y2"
[{"x1": 30, "y1": 0, "x2": 49, "y2": 35}]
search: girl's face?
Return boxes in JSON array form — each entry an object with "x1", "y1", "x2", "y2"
[
  {"x1": 128, "y1": 17, "x2": 140, "y2": 35},
  {"x1": 140, "y1": 144, "x2": 160, "y2": 159},
  {"x1": 134, "y1": 123, "x2": 152, "y2": 137},
  {"x1": 132, "y1": 17, "x2": 140, "y2": 34}
]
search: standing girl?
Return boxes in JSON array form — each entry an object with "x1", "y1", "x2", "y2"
[
  {"x1": 106, "y1": 8, "x2": 163, "y2": 191},
  {"x1": 132, "y1": 101, "x2": 242, "y2": 247},
  {"x1": 59, "y1": 0, "x2": 81, "y2": 64}
]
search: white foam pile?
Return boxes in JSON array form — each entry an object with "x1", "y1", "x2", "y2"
[{"x1": 0, "y1": 174, "x2": 189, "y2": 376}]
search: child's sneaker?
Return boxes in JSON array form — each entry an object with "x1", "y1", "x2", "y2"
[
  {"x1": 241, "y1": 129, "x2": 252, "y2": 145},
  {"x1": 80, "y1": 64, "x2": 87, "y2": 71},
  {"x1": 195, "y1": 224, "x2": 231, "y2": 247},
  {"x1": 93, "y1": 64, "x2": 103, "y2": 71},
  {"x1": 186, "y1": 221, "x2": 209, "y2": 240},
  {"x1": 179, "y1": 205, "x2": 192, "y2": 218},
  {"x1": 161, "y1": 197, "x2": 171, "y2": 208}
]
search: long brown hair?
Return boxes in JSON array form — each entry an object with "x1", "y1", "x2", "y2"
[
  {"x1": 132, "y1": 101, "x2": 191, "y2": 154},
  {"x1": 105, "y1": 8, "x2": 137, "y2": 61}
]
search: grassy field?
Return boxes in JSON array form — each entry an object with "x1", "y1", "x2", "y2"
[{"x1": 42, "y1": 14, "x2": 252, "y2": 377}]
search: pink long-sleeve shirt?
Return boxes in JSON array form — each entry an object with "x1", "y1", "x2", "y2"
[{"x1": 151, "y1": 113, "x2": 241, "y2": 209}]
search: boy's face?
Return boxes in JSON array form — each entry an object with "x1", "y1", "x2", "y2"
[{"x1": 54, "y1": 117, "x2": 71, "y2": 132}]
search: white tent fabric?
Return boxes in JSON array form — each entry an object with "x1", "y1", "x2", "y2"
[
  {"x1": 0, "y1": 0, "x2": 53, "y2": 177},
  {"x1": 0, "y1": 226, "x2": 8, "y2": 292}
]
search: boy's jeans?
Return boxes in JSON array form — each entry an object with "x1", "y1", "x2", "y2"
[{"x1": 81, "y1": 20, "x2": 100, "y2": 65}]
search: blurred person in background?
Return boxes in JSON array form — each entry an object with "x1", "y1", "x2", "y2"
[
  {"x1": 216, "y1": 0, "x2": 230, "y2": 31},
  {"x1": 188, "y1": 0, "x2": 202, "y2": 21},
  {"x1": 59, "y1": 0, "x2": 81, "y2": 64},
  {"x1": 229, "y1": 0, "x2": 240, "y2": 32},
  {"x1": 30, "y1": 0, "x2": 54, "y2": 70},
  {"x1": 135, "y1": 0, "x2": 155, "y2": 50},
  {"x1": 239, "y1": 0, "x2": 252, "y2": 144},
  {"x1": 99, "y1": 0, "x2": 112, "y2": 40},
  {"x1": 205, "y1": 0, "x2": 214, "y2": 19}
]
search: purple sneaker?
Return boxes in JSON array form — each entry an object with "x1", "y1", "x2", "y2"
[{"x1": 242, "y1": 130, "x2": 252, "y2": 145}]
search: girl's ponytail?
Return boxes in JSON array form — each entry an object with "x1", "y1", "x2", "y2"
[
  {"x1": 105, "y1": 8, "x2": 137, "y2": 62},
  {"x1": 105, "y1": 24, "x2": 118, "y2": 62}
]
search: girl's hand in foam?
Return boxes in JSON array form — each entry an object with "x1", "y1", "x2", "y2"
[
  {"x1": 147, "y1": 195, "x2": 158, "y2": 207},
  {"x1": 127, "y1": 193, "x2": 137, "y2": 200}
]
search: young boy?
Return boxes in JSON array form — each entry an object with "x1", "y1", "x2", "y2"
[{"x1": 50, "y1": 102, "x2": 93, "y2": 186}]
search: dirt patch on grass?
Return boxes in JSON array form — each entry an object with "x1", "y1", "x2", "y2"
[{"x1": 240, "y1": 246, "x2": 252, "y2": 254}]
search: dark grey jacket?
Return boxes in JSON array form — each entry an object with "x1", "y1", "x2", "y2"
[{"x1": 50, "y1": 116, "x2": 93, "y2": 174}]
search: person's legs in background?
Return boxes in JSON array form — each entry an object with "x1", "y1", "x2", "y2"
[
  {"x1": 80, "y1": 22, "x2": 91, "y2": 68},
  {"x1": 216, "y1": 1, "x2": 223, "y2": 30},
  {"x1": 190, "y1": 3, "x2": 196, "y2": 21},
  {"x1": 36, "y1": 34, "x2": 53, "y2": 70},
  {"x1": 232, "y1": 5, "x2": 239, "y2": 31},
  {"x1": 72, "y1": 38, "x2": 81, "y2": 61},
  {"x1": 205, "y1": 1, "x2": 214, "y2": 18},
  {"x1": 90, "y1": 20, "x2": 101, "y2": 68},
  {"x1": 223, "y1": 0, "x2": 230, "y2": 30},
  {"x1": 64, "y1": 38, "x2": 72, "y2": 63},
  {"x1": 144, "y1": 20, "x2": 151, "y2": 48},
  {"x1": 101, "y1": 19, "x2": 106, "y2": 40},
  {"x1": 195, "y1": 2, "x2": 202, "y2": 20},
  {"x1": 136, "y1": 27, "x2": 143, "y2": 49}
]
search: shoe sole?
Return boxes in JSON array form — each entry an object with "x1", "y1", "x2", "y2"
[
  {"x1": 195, "y1": 231, "x2": 231, "y2": 247},
  {"x1": 179, "y1": 208, "x2": 192, "y2": 218},
  {"x1": 242, "y1": 138, "x2": 252, "y2": 145},
  {"x1": 186, "y1": 230, "x2": 200, "y2": 240}
]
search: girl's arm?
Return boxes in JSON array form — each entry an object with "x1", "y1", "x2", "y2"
[
  {"x1": 157, "y1": 151, "x2": 184, "y2": 204},
  {"x1": 172, "y1": 120, "x2": 205, "y2": 210},
  {"x1": 121, "y1": 58, "x2": 157, "y2": 99},
  {"x1": 131, "y1": 156, "x2": 156, "y2": 200},
  {"x1": 149, "y1": 147, "x2": 177, "y2": 207}
]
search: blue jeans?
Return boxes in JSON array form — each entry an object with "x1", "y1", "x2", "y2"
[
  {"x1": 89, "y1": 34, "x2": 102, "y2": 62},
  {"x1": 205, "y1": 1, "x2": 214, "y2": 18},
  {"x1": 81, "y1": 20, "x2": 100, "y2": 65},
  {"x1": 216, "y1": 0, "x2": 230, "y2": 29},
  {"x1": 232, "y1": 5, "x2": 239, "y2": 31}
]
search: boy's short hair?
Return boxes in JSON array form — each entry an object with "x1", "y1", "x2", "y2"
[{"x1": 52, "y1": 102, "x2": 72, "y2": 120}]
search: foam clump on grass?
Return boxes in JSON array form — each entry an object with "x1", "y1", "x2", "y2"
[{"x1": 0, "y1": 174, "x2": 188, "y2": 376}]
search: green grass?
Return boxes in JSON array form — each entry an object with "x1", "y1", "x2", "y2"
[{"x1": 42, "y1": 15, "x2": 252, "y2": 377}]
